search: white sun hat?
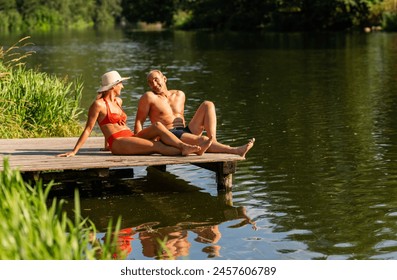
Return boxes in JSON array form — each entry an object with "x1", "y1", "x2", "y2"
[{"x1": 97, "y1": 70, "x2": 130, "y2": 92}]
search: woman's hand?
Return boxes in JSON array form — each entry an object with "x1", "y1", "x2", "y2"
[{"x1": 57, "y1": 151, "x2": 76, "y2": 157}]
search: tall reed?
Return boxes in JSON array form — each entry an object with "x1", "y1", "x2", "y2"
[
  {"x1": 0, "y1": 37, "x2": 83, "y2": 138},
  {"x1": 0, "y1": 36, "x2": 35, "y2": 68},
  {"x1": 0, "y1": 159, "x2": 119, "y2": 259}
]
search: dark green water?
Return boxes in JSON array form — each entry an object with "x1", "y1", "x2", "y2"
[{"x1": 2, "y1": 29, "x2": 397, "y2": 260}]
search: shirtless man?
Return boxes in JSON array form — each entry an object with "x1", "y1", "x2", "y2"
[{"x1": 134, "y1": 70, "x2": 254, "y2": 157}]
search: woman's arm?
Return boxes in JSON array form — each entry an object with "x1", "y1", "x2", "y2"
[{"x1": 58, "y1": 102, "x2": 101, "y2": 157}]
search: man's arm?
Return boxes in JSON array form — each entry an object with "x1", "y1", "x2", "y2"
[
  {"x1": 134, "y1": 92, "x2": 151, "y2": 134},
  {"x1": 174, "y1": 90, "x2": 186, "y2": 114}
]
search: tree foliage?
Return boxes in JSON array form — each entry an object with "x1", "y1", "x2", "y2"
[
  {"x1": 0, "y1": 0, "x2": 121, "y2": 32},
  {"x1": 179, "y1": 0, "x2": 275, "y2": 30},
  {"x1": 1, "y1": 0, "x2": 397, "y2": 32},
  {"x1": 95, "y1": 0, "x2": 123, "y2": 27},
  {"x1": 121, "y1": 0, "x2": 175, "y2": 26}
]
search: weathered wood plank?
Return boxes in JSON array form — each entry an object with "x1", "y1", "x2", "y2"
[{"x1": 0, "y1": 137, "x2": 245, "y2": 189}]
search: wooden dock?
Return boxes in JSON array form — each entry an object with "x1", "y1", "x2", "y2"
[{"x1": 0, "y1": 137, "x2": 245, "y2": 190}]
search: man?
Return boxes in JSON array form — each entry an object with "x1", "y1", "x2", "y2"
[{"x1": 134, "y1": 70, "x2": 254, "y2": 157}]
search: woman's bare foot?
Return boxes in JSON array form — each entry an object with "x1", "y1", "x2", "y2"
[
  {"x1": 236, "y1": 138, "x2": 255, "y2": 158},
  {"x1": 181, "y1": 144, "x2": 201, "y2": 156},
  {"x1": 196, "y1": 137, "x2": 213, "y2": 156}
]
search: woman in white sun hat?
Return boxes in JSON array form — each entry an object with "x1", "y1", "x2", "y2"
[{"x1": 58, "y1": 70, "x2": 212, "y2": 157}]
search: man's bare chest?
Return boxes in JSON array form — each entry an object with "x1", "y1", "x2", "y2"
[
  {"x1": 158, "y1": 92, "x2": 184, "y2": 110},
  {"x1": 150, "y1": 98, "x2": 180, "y2": 116}
]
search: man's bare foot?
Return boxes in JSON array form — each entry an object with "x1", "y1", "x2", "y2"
[
  {"x1": 236, "y1": 138, "x2": 255, "y2": 158},
  {"x1": 196, "y1": 137, "x2": 213, "y2": 156},
  {"x1": 181, "y1": 144, "x2": 201, "y2": 156}
]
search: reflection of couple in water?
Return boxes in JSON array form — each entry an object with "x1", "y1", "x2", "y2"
[
  {"x1": 109, "y1": 225, "x2": 221, "y2": 259},
  {"x1": 140, "y1": 225, "x2": 221, "y2": 260},
  {"x1": 105, "y1": 207, "x2": 255, "y2": 260}
]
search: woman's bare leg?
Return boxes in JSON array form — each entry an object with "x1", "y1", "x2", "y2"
[{"x1": 111, "y1": 137, "x2": 182, "y2": 156}]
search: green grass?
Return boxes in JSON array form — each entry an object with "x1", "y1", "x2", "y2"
[
  {"x1": 0, "y1": 159, "x2": 121, "y2": 259},
  {"x1": 0, "y1": 67, "x2": 83, "y2": 138},
  {"x1": 0, "y1": 37, "x2": 83, "y2": 138}
]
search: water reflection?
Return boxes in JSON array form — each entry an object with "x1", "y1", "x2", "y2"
[
  {"x1": 57, "y1": 167, "x2": 254, "y2": 260},
  {"x1": 105, "y1": 223, "x2": 223, "y2": 260}
]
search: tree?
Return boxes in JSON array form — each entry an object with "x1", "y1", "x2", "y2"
[
  {"x1": 273, "y1": 0, "x2": 378, "y2": 31},
  {"x1": 183, "y1": 0, "x2": 275, "y2": 30},
  {"x1": 121, "y1": 0, "x2": 175, "y2": 26},
  {"x1": 0, "y1": 0, "x2": 17, "y2": 10},
  {"x1": 95, "y1": 0, "x2": 123, "y2": 26}
]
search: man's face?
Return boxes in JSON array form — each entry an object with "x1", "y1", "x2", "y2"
[{"x1": 148, "y1": 72, "x2": 166, "y2": 93}]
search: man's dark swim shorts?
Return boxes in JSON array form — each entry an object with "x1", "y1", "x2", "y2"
[{"x1": 169, "y1": 126, "x2": 192, "y2": 138}]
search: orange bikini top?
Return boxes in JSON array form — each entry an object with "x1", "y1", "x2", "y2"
[{"x1": 98, "y1": 98, "x2": 127, "y2": 126}]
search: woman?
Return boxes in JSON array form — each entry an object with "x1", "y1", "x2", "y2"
[{"x1": 58, "y1": 71, "x2": 212, "y2": 157}]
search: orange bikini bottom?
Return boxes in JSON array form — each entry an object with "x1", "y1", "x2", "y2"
[{"x1": 107, "y1": 129, "x2": 135, "y2": 150}]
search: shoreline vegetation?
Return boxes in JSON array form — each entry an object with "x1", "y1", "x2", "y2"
[
  {"x1": 0, "y1": 0, "x2": 397, "y2": 33},
  {"x1": 0, "y1": 37, "x2": 83, "y2": 139},
  {"x1": 0, "y1": 159, "x2": 122, "y2": 259}
]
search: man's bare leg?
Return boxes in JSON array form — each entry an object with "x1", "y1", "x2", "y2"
[
  {"x1": 196, "y1": 137, "x2": 213, "y2": 156},
  {"x1": 206, "y1": 138, "x2": 255, "y2": 157},
  {"x1": 188, "y1": 101, "x2": 217, "y2": 140},
  {"x1": 181, "y1": 133, "x2": 255, "y2": 157}
]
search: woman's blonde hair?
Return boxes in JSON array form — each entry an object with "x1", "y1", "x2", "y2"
[{"x1": 96, "y1": 92, "x2": 104, "y2": 100}]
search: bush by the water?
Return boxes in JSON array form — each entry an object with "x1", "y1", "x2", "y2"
[{"x1": 0, "y1": 37, "x2": 83, "y2": 138}]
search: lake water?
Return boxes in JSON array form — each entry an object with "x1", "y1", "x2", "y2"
[{"x1": 2, "y1": 29, "x2": 397, "y2": 260}]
